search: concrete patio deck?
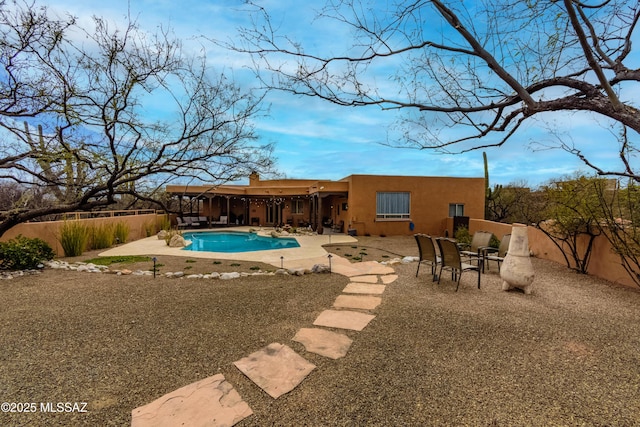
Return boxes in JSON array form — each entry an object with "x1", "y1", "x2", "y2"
[{"x1": 99, "y1": 226, "x2": 358, "y2": 271}]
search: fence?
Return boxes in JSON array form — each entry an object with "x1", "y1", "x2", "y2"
[{"x1": 0, "y1": 210, "x2": 167, "y2": 257}]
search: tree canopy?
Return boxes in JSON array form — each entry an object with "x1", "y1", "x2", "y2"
[
  {"x1": 0, "y1": 1, "x2": 273, "y2": 236},
  {"x1": 232, "y1": 0, "x2": 640, "y2": 180}
]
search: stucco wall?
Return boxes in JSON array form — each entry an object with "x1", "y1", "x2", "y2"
[
  {"x1": 464, "y1": 218, "x2": 636, "y2": 289},
  {"x1": 1, "y1": 214, "x2": 164, "y2": 257},
  {"x1": 346, "y1": 175, "x2": 485, "y2": 236}
]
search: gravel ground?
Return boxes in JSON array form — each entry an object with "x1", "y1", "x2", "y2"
[{"x1": 1, "y1": 236, "x2": 639, "y2": 426}]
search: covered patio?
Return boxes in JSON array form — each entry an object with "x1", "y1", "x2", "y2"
[{"x1": 166, "y1": 173, "x2": 349, "y2": 233}]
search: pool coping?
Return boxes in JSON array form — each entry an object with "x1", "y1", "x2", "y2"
[{"x1": 99, "y1": 226, "x2": 358, "y2": 270}]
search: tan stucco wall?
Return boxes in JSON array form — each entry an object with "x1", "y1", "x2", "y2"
[
  {"x1": 1, "y1": 214, "x2": 164, "y2": 257},
  {"x1": 466, "y1": 219, "x2": 637, "y2": 289},
  {"x1": 346, "y1": 175, "x2": 485, "y2": 236}
]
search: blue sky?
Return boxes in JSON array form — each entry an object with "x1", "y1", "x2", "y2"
[{"x1": 42, "y1": 0, "x2": 637, "y2": 188}]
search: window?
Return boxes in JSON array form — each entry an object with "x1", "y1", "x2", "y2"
[
  {"x1": 376, "y1": 192, "x2": 410, "y2": 219},
  {"x1": 292, "y1": 199, "x2": 304, "y2": 214},
  {"x1": 449, "y1": 203, "x2": 465, "y2": 217}
]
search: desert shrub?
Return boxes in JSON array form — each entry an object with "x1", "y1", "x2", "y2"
[
  {"x1": 113, "y1": 222, "x2": 129, "y2": 244},
  {"x1": 0, "y1": 235, "x2": 54, "y2": 270},
  {"x1": 59, "y1": 221, "x2": 90, "y2": 257},
  {"x1": 164, "y1": 229, "x2": 183, "y2": 246},
  {"x1": 454, "y1": 226, "x2": 472, "y2": 246},
  {"x1": 143, "y1": 221, "x2": 156, "y2": 237},
  {"x1": 157, "y1": 215, "x2": 171, "y2": 231},
  {"x1": 89, "y1": 223, "x2": 114, "y2": 249}
]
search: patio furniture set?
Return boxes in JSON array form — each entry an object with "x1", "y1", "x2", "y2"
[
  {"x1": 414, "y1": 231, "x2": 511, "y2": 291},
  {"x1": 176, "y1": 216, "x2": 228, "y2": 229}
]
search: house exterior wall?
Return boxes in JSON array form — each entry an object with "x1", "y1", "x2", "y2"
[
  {"x1": 166, "y1": 174, "x2": 485, "y2": 235},
  {"x1": 345, "y1": 175, "x2": 485, "y2": 236}
]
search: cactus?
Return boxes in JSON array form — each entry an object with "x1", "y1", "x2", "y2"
[
  {"x1": 483, "y1": 151, "x2": 502, "y2": 220},
  {"x1": 24, "y1": 121, "x2": 87, "y2": 204}
]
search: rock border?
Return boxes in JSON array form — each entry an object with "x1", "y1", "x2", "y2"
[{"x1": 0, "y1": 260, "x2": 332, "y2": 280}]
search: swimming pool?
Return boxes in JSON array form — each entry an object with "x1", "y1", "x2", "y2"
[{"x1": 182, "y1": 231, "x2": 300, "y2": 253}]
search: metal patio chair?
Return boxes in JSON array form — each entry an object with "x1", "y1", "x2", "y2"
[
  {"x1": 414, "y1": 234, "x2": 441, "y2": 281},
  {"x1": 436, "y1": 237, "x2": 481, "y2": 291}
]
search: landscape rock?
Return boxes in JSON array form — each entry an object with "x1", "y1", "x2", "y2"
[
  {"x1": 288, "y1": 268, "x2": 306, "y2": 276},
  {"x1": 311, "y1": 264, "x2": 331, "y2": 274},
  {"x1": 157, "y1": 230, "x2": 168, "y2": 240},
  {"x1": 220, "y1": 272, "x2": 240, "y2": 280},
  {"x1": 168, "y1": 234, "x2": 186, "y2": 247}
]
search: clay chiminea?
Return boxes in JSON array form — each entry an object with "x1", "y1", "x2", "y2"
[{"x1": 500, "y1": 224, "x2": 535, "y2": 294}]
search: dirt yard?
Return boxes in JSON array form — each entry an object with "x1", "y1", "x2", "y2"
[{"x1": 1, "y1": 236, "x2": 639, "y2": 426}]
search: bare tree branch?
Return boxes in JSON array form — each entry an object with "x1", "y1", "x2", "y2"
[
  {"x1": 228, "y1": 0, "x2": 640, "y2": 180},
  {"x1": 0, "y1": 1, "x2": 274, "y2": 236}
]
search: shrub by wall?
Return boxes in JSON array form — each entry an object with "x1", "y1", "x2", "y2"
[
  {"x1": 0, "y1": 213, "x2": 165, "y2": 256},
  {"x1": 0, "y1": 235, "x2": 54, "y2": 270}
]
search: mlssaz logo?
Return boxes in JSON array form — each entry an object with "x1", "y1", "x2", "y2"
[{"x1": 40, "y1": 402, "x2": 88, "y2": 413}]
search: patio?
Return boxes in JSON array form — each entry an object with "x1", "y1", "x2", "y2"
[{"x1": 99, "y1": 226, "x2": 358, "y2": 271}]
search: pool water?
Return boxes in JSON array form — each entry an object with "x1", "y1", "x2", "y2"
[{"x1": 182, "y1": 231, "x2": 300, "y2": 253}]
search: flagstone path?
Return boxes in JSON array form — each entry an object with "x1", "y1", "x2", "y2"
[{"x1": 131, "y1": 258, "x2": 397, "y2": 426}]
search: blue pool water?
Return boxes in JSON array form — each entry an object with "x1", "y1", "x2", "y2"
[{"x1": 182, "y1": 231, "x2": 300, "y2": 253}]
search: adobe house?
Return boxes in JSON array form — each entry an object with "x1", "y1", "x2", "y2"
[{"x1": 165, "y1": 173, "x2": 485, "y2": 236}]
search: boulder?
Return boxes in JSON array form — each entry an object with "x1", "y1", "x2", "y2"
[
  {"x1": 157, "y1": 230, "x2": 168, "y2": 240},
  {"x1": 168, "y1": 234, "x2": 186, "y2": 247},
  {"x1": 311, "y1": 264, "x2": 331, "y2": 274}
]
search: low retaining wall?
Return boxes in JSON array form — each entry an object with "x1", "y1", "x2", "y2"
[{"x1": 1, "y1": 213, "x2": 166, "y2": 257}]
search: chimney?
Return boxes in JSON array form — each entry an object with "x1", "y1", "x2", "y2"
[{"x1": 249, "y1": 171, "x2": 259, "y2": 186}]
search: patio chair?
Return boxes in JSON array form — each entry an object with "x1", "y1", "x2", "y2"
[
  {"x1": 485, "y1": 234, "x2": 511, "y2": 272},
  {"x1": 176, "y1": 217, "x2": 188, "y2": 229},
  {"x1": 436, "y1": 237, "x2": 481, "y2": 291},
  {"x1": 459, "y1": 230, "x2": 493, "y2": 267},
  {"x1": 332, "y1": 220, "x2": 344, "y2": 233},
  {"x1": 414, "y1": 234, "x2": 441, "y2": 281},
  {"x1": 211, "y1": 215, "x2": 227, "y2": 226}
]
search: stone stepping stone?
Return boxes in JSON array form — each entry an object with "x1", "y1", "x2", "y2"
[
  {"x1": 313, "y1": 309, "x2": 375, "y2": 331},
  {"x1": 343, "y1": 283, "x2": 386, "y2": 295},
  {"x1": 131, "y1": 373, "x2": 252, "y2": 427},
  {"x1": 292, "y1": 327, "x2": 353, "y2": 359},
  {"x1": 381, "y1": 274, "x2": 398, "y2": 284},
  {"x1": 333, "y1": 261, "x2": 394, "y2": 277},
  {"x1": 349, "y1": 275, "x2": 379, "y2": 283},
  {"x1": 350, "y1": 261, "x2": 396, "y2": 276},
  {"x1": 333, "y1": 294, "x2": 382, "y2": 310},
  {"x1": 233, "y1": 343, "x2": 315, "y2": 399}
]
